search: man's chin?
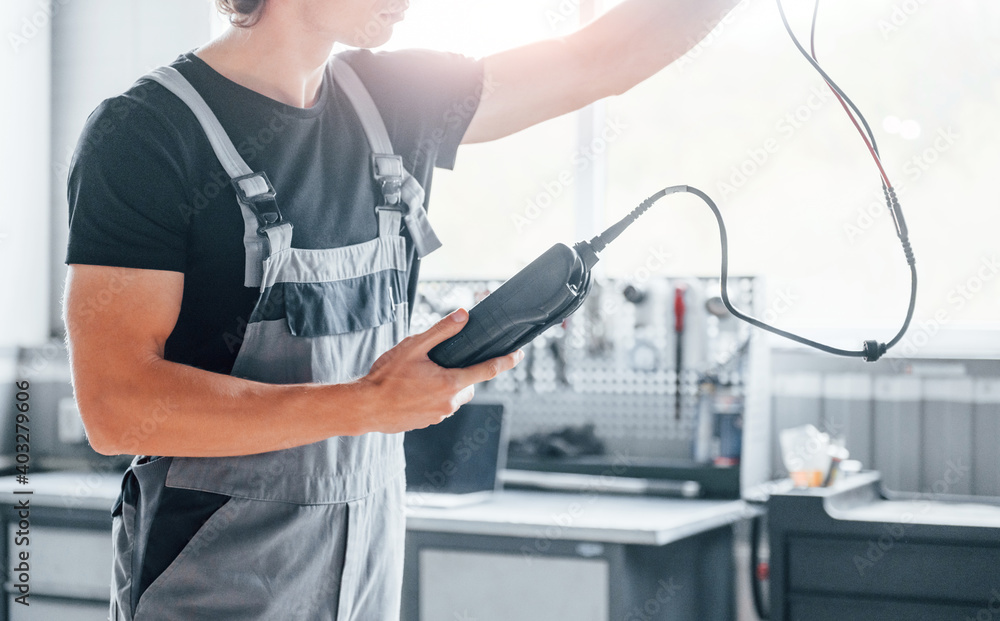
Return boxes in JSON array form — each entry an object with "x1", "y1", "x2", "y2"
[{"x1": 349, "y1": 22, "x2": 398, "y2": 49}]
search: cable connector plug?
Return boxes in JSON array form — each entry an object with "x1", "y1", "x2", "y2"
[
  {"x1": 862, "y1": 340, "x2": 886, "y2": 362},
  {"x1": 883, "y1": 185, "x2": 915, "y2": 268},
  {"x1": 882, "y1": 186, "x2": 907, "y2": 238}
]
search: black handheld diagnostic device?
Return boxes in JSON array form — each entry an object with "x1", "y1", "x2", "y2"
[
  {"x1": 428, "y1": 243, "x2": 593, "y2": 369},
  {"x1": 429, "y1": 191, "x2": 663, "y2": 369}
]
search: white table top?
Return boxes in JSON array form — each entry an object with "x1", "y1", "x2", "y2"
[
  {"x1": 406, "y1": 490, "x2": 751, "y2": 546},
  {"x1": 0, "y1": 471, "x2": 751, "y2": 546},
  {"x1": 830, "y1": 499, "x2": 1000, "y2": 528},
  {"x1": 0, "y1": 470, "x2": 122, "y2": 512},
  {"x1": 766, "y1": 471, "x2": 1000, "y2": 529}
]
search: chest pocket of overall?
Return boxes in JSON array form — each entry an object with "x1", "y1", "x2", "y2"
[
  {"x1": 239, "y1": 230, "x2": 411, "y2": 388},
  {"x1": 279, "y1": 252, "x2": 408, "y2": 356},
  {"x1": 283, "y1": 270, "x2": 400, "y2": 338}
]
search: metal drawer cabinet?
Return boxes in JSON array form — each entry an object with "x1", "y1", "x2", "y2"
[{"x1": 767, "y1": 472, "x2": 1000, "y2": 621}]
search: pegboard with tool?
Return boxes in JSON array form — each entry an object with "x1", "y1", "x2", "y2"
[{"x1": 412, "y1": 275, "x2": 768, "y2": 464}]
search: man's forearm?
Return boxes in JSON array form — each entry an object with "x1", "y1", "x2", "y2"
[
  {"x1": 572, "y1": 0, "x2": 742, "y2": 98},
  {"x1": 65, "y1": 266, "x2": 512, "y2": 459},
  {"x1": 77, "y1": 356, "x2": 371, "y2": 458}
]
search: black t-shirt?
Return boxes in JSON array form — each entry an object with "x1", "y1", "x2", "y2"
[{"x1": 66, "y1": 49, "x2": 483, "y2": 375}]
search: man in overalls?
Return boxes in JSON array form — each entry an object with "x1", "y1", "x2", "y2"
[{"x1": 63, "y1": 0, "x2": 739, "y2": 618}]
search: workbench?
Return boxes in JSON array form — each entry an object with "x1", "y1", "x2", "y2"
[
  {"x1": 0, "y1": 471, "x2": 751, "y2": 621},
  {"x1": 404, "y1": 489, "x2": 749, "y2": 620}
]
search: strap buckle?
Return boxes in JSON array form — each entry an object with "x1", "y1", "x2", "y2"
[
  {"x1": 231, "y1": 172, "x2": 286, "y2": 234},
  {"x1": 371, "y1": 154, "x2": 405, "y2": 209}
]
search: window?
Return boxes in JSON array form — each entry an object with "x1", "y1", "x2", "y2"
[
  {"x1": 381, "y1": 0, "x2": 587, "y2": 279},
  {"x1": 382, "y1": 0, "x2": 1000, "y2": 351}
]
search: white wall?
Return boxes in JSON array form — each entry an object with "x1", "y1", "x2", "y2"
[
  {"x1": 3, "y1": 1, "x2": 212, "y2": 347},
  {"x1": 48, "y1": 0, "x2": 212, "y2": 335},
  {"x1": 1, "y1": 0, "x2": 53, "y2": 347}
]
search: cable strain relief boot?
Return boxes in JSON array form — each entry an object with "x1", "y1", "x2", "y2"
[
  {"x1": 863, "y1": 340, "x2": 887, "y2": 362},
  {"x1": 574, "y1": 240, "x2": 601, "y2": 271},
  {"x1": 901, "y1": 238, "x2": 916, "y2": 267}
]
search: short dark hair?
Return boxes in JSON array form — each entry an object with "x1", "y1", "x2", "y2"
[{"x1": 216, "y1": 0, "x2": 266, "y2": 28}]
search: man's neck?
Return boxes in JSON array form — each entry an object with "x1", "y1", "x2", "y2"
[{"x1": 195, "y1": 14, "x2": 335, "y2": 109}]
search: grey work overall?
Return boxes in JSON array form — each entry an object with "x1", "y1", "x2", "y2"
[{"x1": 109, "y1": 58, "x2": 441, "y2": 621}]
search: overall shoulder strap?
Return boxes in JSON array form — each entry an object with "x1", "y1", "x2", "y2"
[
  {"x1": 144, "y1": 66, "x2": 291, "y2": 288},
  {"x1": 330, "y1": 57, "x2": 442, "y2": 258}
]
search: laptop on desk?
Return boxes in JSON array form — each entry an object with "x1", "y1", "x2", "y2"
[{"x1": 404, "y1": 402, "x2": 508, "y2": 509}]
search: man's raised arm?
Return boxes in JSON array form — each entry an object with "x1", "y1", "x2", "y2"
[{"x1": 464, "y1": 0, "x2": 740, "y2": 144}]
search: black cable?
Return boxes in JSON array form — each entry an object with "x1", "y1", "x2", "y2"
[
  {"x1": 778, "y1": 0, "x2": 917, "y2": 356},
  {"x1": 807, "y1": 0, "x2": 895, "y2": 196},
  {"x1": 775, "y1": 0, "x2": 881, "y2": 158},
  {"x1": 809, "y1": 0, "x2": 819, "y2": 60},
  {"x1": 591, "y1": 186, "x2": 918, "y2": 361},
  {"x1": 580, "y1": 2, "x2": 919, "y2": 361}
]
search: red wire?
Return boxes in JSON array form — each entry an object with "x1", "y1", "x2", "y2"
[
  {"x1": 828, "y1": 84, "x2": 892, "y2": 187},
  {"x1": 811, "y1": 32, "x2": 892, "y2": 187}
]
